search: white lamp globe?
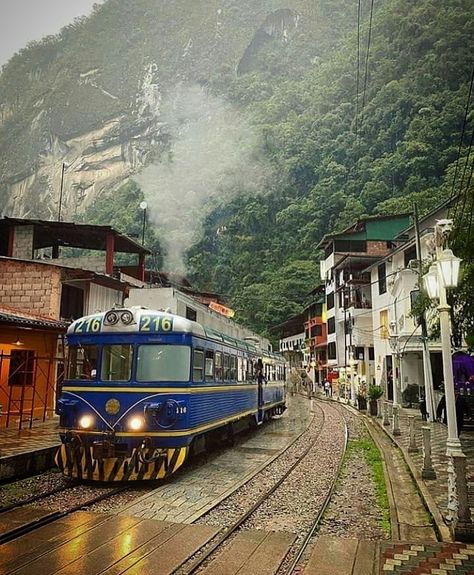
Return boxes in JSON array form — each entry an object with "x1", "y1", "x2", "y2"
[
  {"x1": 438, "y1": 248, "x2": 461, "y2": 289},
  {"x1": 423, "y1": 263, "x2": 439, "y2": 300}
]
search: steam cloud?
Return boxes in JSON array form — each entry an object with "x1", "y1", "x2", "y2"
[{"x1": 135, "y1": 84, "x2": 271, "y2": 274}]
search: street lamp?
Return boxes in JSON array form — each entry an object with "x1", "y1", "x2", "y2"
[
  {"x1": 423, "y1": 219, "x2": 470, "y2": 530},
  {"x1": 140, "y1": 201, "x2": 148, "y2": 245}
]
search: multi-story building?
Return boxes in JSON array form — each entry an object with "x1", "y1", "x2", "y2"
[
  {"x1": 366, "y1": 200, "x2": 454, "y2": 409},
  {"x1": 318, "y1": 214, "x2": 411, "y2": 399},
  {"x1": 303, "y1": 286, "x2": 327, "y2": 385}
]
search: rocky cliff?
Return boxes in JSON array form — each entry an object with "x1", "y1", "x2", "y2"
[{"x1": 0, "y1": 0, "x2": 341, "y2": 219}]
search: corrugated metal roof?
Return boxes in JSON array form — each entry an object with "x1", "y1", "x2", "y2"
[{"x1": 0, "y1": 308, "x2": 68, "y2": 331}]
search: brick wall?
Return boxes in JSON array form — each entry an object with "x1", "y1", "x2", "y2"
[
  {"x1": 367, "y1": 241, "x2": 391, "y2": 257},
  {"x1": 0, "y1": 260, "x2": 62, "y2": 319}
]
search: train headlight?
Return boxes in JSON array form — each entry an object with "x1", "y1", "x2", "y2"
[
  {"x1": 121, "y1": 311, "x2": 133, "y2": 325},
  {"x1": 129, "y1": 416, "x2": 145, "y2": 431},
  {"x1": 104, "y1": 311, "x2": 119, "y2": 325},
  {"x1": 79, "y1": 415, "x2": 94, "y2": 429}
]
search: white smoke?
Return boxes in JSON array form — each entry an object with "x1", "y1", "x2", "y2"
[{"x1": 135, "y1": 84, "x2": 271, "y2": 274}]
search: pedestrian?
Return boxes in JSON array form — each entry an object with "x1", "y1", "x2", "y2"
[
  {"x1": 455, "y1": 392, "x2": 470, "y2": 436},
  {"x1": 419, "y1": 395, "x2": 428, "y2": 421},
  {"x1": 436, "y1": 394, "x2": 447, "y2": 425},
  {"x1": 324, "y1": 379, "x2": 330, "y2": 397}
]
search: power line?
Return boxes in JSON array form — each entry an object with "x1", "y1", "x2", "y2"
[
  {"x1": 448, "y1": 61, "x2": 474, "y2": 217},
  {"x1": 354, "y1": 0, "x2": 362, "y2": 154},
  {"x1": 361, "y1": 0, "x2": 375, "y2": 111}
]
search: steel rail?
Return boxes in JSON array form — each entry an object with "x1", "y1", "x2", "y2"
[
  {"x1": 0, "y1": 486, "x2": 128, "y2": 545},
  {"x1": 282, "y1": 403, "x2": 349, "y2": 574},
  {"x1": 177, "y1": 401, "x2": 329, "y2": 575}
]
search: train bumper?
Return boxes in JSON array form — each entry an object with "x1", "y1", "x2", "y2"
[{"x1": 55, "y1": 443, "x2": 188, "y2": 481}]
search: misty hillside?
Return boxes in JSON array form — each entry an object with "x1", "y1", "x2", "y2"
[{"x1": 0, "y1": 0, "x2": 473, "y2": 336}]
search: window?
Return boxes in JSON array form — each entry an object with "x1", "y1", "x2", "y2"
[
  {"x1": 378, "y1": 263, "x2": 387, "y2": 295},
  {"x1": 215, "y1": 352, "x2": 223, "y2": 381},
  {"x1": 101, "y1": 345, "x2": 133, "y2": 381},
  {"x1": 368, "y1": 347, "x2": 375, "y2": 361},
  {"x1": 67, "y1": 346, "x2": 98, "y2": 380},
  {"x1": 186, "y1": 306, "x2": 197, "y2": 322},
  {"x1": 380, "y1": 310, "x2": 389, "y2": 339},
  {"x1": 327, "y1": 293, "x2": 335, "y2": 310},
  {"x1": 404, "y1": 245, "x2": 417, "y2": 268},
  {"x1": 223, "y1": 354, "x2": 230, "y2": 380},
  {"x1": 193, "y1": 349, "x2": 204, "y2": 381},
  {"x1": 327, "y1": 317, "x2": 336, "y2": 334},
  {"x1": 8, "y1": 350, "x2": 35, "y2": 386},
  {"x1": 136, "y1": 345, "x2": 190, "y2": 382},
  {"x1": 310, "y1": 324, "x2": 322, "y2": 338},
  {"x1": 355, "y1": 346, "x2": 364, "y2": 360},
  {"x1": 328, "y1": 342, "x2": 336, "y2": 360},
  {"x1": 205, "y1": 350, "x2": 214, "y2": 381},
  {"x1": 230, "y1": 356, "x2": 237, "y2": 380}
]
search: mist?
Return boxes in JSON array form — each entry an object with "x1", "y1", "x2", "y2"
[{"x1": 135, "y1": 84, "x2": 271, "y2": 274}]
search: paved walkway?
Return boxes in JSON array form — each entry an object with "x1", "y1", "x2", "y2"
[
  {"x1": 0, "y1": 418, "x2": 60, "y2": 458},
  {"x1": 374, "y1": 407, "x2": 474, "y2": 527},
  {"x1": 118, "y1": 395, "x2": 314, "y2": 523}
]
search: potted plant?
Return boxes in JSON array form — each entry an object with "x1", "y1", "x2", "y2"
[
  {"x1": 368, "y1": 384, "x2": 384, "y2": 416},
  {"x1": 356, "y1": 393, "x2": 367, "y2": 411}
]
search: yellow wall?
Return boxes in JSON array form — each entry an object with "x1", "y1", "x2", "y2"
[{"x1": 0, "y1": 328, "x2": 60, "y2": 428}]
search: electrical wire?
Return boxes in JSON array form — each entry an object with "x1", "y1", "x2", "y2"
[
  {"x1": 361, "y1": 0, "x2": 375, "y2": 111},
  {"x1": 354, "y1": 0, "x2": 362, "y2": 153},
  {"x1": 448, "y1": 62, "x2": 474, "y2": 217}
]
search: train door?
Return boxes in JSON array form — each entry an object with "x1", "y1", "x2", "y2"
[{"x1": 256, "y1": 358, "x2": 264, "y2": 424}]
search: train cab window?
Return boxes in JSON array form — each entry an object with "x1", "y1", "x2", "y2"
[
  {"x1": 137, "y1": 345, "x2": 191, "y2": 381},
  {"x1": 101, "y1": 345, "x2": 133, "y2": 381},
  {"x1": 205, "y1": 350, "x2": 214, "y2": 381},
  {"x1": 136, "y1": 345, "x2": 190, "y2": 382},
  {"x1": 68, "y1": 345, "x2": 98, "y2": 380},
  {"x1": 215, "y1": 352, "x2": 223, "y2": 381},
  {"x1": 193, "y1": 350, "x2": 204, "y2": 381}
]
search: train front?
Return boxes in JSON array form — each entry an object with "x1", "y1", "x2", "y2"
[{"x1": 56, "y1": 307, "x2": 193, "y2": 481}]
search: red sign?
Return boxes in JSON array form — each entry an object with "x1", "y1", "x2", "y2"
[{"x1": 208, "y1": 302, "x2": 235, "y2": 318}]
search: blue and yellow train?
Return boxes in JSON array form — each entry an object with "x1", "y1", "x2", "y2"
[{"x1": 56, "y1": 306, "x2": 286, "y2": 481}]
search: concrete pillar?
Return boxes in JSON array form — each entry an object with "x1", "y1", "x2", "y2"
[
  {"x1": 392, "y1": 405, "x2": 401, "y2": 436},
  {"x1": 383, "y1": 402, "x2": 390, "y2": 426},
  {"x1": 388, "y1": 402, "x2": 393, "y2": 418},
  {"x1": 421, "y1": 425, "x2": 436, "y2": 480},
  {"x1": 451, "y1": 453, "x2": 474, "y2": 541},
  {"x1": 408, "y1": 416, "x2": 419, "y2": 453}
]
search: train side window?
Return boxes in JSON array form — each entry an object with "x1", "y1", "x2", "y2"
[
  {"x1": 231, "y1": 356, "x2": 237, "y2": 380},
  {"x1": 223, "y1": 354, "x2": 230, "y2": 380},
  {"x1": 215, "y1": 352, "x2": 223, "y2": 382},
  {"x1": 205, "y1": 350, "x2": 214, "y2": 381},
  {"x1": 193, "y1": 350, "x2": 204, "y2": 382}
]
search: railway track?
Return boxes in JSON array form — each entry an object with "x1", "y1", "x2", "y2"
[
  {"x1": 173, "y1": 400, "x2": 348, "y2": 575},
  {"x1": 0, "y1": 485, "x2": 129, "y2": 545}
]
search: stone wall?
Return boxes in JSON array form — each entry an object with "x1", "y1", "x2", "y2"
[
  {"x1": 0, "y1": 259, "x2": 62, "y2": 319},
  {"x1": 11, "y1": 226, "x2": 34, "y2": 260}
]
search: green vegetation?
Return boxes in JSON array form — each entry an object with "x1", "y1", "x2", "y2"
[
  {"x1": 0, "y1": 0, "x2": 473, "y2": 336},
  {"x1": 348, "y1": 438, "x2": 391, "y2": 535}
]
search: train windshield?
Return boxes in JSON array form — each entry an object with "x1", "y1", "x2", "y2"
[
  {"x1": 136, "y1": 345, "x2": 190, "y2": 382},
  {"x1": 101, "y1": 344, "x2": 133, "y2": 382},
  {"x1": 68, "y1": 345, "x2": 99, "y2": 380}
]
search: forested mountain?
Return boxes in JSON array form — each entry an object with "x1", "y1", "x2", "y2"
[{"x1": 0, "y1": 0, "x2": 472, "y2": 337}]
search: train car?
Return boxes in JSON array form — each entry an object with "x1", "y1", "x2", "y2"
[{"x1": 56, "y1": 306, "x2": 286, "y2": 481}]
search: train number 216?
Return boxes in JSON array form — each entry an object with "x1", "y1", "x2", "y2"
[{"x1": 139, "y1": 315, "x2": 174, "y2": 332}]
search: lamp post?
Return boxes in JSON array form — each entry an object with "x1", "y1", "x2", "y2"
[
  {"x1": 140, "y1": 201, "x2": 148, "y2": 245},
  {"x1": 423, "y1": 220, "x2": 471, "y2": 531},
  {"x1": 423, "y1": 230, "x2": 462, "y2": 456},
  {"x1": 58, "y1": 162, "x2": 66, "y2": 222},
  {"x1": 389, "y1": 319, "x2": 401, "y2": 435}
]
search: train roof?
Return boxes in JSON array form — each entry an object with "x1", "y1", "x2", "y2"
[{"x1": 67, "y1": 307, "x2": 284, "y2": 360}]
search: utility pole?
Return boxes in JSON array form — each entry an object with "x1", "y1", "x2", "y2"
[
  {"x1": 414, "y1": 203, "x2": 436, "y2": 421},
  {"x1": 58, "y1": 162, "x2": 66, "y2": 222},
  {"x1": 140, "y1": 201, "x2": 148, "y2": 245}
]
